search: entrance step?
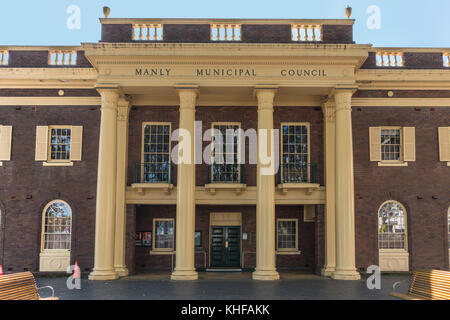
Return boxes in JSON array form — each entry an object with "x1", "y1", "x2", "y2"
[{"x1": 206, "y1": 268, "x2": 242, "y2": 272}]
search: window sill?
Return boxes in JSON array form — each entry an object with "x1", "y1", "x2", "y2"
[
  {"x1": 150, "y1": 250, "x2": 175, "y2": 255},
  {"x1": 277, "y1": 183, "x2": 320, "y2": 195},
  {"x1": 276, "y1": 250, "x2": 301, "y2": 255},
  {"x1": 43, "y1": 161, "x2": 74, "y2": 167},
  {"x1": 377, "y1": 162, "x2": 408, "y2": 167},
  {"x1": 204, "y1": 183, "x2": 247, "y2": 195},
  {"x1": 131, "y1": 183, "x2": 174, "y2": 195}
]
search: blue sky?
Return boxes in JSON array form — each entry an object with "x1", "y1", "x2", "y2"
[{"x1": 0, "y1": 0, "x2": 449, "y2": 47}]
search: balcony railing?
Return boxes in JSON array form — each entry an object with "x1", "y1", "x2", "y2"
[
  {"x1": 134, "y1": 162, "x2": 174, "y2": 184},
  {"x1": 210, "y1": 24, "x2": 241, "y2": 41},
  {"x1": 277, "y1": 163, "x2": 318, "y2": 184},
  {"x1": 291, "y1": 24, "x2": 322, "y2": 42},
  {"x1": 206, "y1": 164, "x2": 245, "y2": 184},
  {"x1": 48, "y1": 50, "x2": 77, "y2": 66},
  {"x1": 132, "y1": 24, "x2": 163, "y2": 41}
]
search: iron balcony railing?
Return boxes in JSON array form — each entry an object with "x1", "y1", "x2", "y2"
[
  {"x1": 134, "y1": 162, "x2": 174, "y2": 184},
  {"x1": 206, "y1": 164, "x2": 245, "y2": 184},
  {"x1": 277, "y1": 162, "x2": 318, "y2": 184}
]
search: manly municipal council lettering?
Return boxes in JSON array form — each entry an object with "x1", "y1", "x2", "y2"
[{"x1": 135, "y1": 68, "x2": 327, "y2": 77}]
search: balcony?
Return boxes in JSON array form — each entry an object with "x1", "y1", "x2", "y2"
[
  {"x1": 276, "y1": 163, "x2": 320, "y2": 194},
  {"x1": 132, "y1": 162, "x2": 174, "y2": 194},
  {"x1": 205, "y1": 164, "x2": 246, "y2": 195}
]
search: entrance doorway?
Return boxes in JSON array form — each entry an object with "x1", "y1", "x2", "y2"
[{"x1": 210, "y1": 226, "x2": 241, "y2": 268}]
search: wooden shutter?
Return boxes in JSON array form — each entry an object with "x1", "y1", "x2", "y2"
[
  {"x1": 70, "y1": 126, "x2": 83, "y2": 161},
  {"x1": 438, "y1": 127, "x2": 450, "y2": 161},
  {"x1": 0, "y1": 126, "x2": 12, "y2": 161},
  {"x1": 35, "y1": 126, "x2": 49, "y2": 161},
  {"x1": 403, "y1": 127, "x2": 416, "y2": 162},
  {"x1": 369, "y1": 127, "x2": 381, "y2": 161}
]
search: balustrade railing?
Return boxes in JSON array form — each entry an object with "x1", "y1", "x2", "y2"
[
  {"x1": 376, "y1": 51, "x2": 404, "y2": 67},
  {"x1": 132, "y1": 24, "x2": 163, "y2": 41},
  {"x1": 48, "y1": 50, "x2": 77, "y2": 66},
  {"x1": 0, "y1": 50, "x2": 8, "y2": 65},
  {"x1": 206, "y1": 164, "x2": 245, "y2": 184},
  {"x1": 444, "y1": 53, "x2": 450, "y2": 68},
  {"x1": 291, "y1": 24, "x2": 322, "y2": 42},
  {"x1": 210, "y1": 24, "x2": 241, "y2": 41}
]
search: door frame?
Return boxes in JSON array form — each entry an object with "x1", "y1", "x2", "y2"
[{"x1": 209, "y1": 212, "x2": 242, "y2": 268}]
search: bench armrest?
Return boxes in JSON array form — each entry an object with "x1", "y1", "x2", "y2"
[
  {"x1": 37, "y1": 285, "x2": 57, "y2": 300},
  {"x1": 389, "y1": 292, "x2": 424, "y2": 300}
]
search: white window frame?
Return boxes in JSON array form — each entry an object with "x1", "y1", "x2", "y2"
[
  {"x1": 276, "y1": 218, "x2": 299, "y2": 254},
  {"x1": 210, "y1": 122, "x2": 242, "y2": 184},
  {"x1": 40, "y1": 200, "x2": 72, "y2": 252},
  {"x1": 280, "y1": 122, "x2": 310, "y2": 183},
  {"x1": 152, "y1": 218, "x2": 175, "y2": 252},
  {"x1": 378, "y1": 200, "x2": 408, "y2": 252},
  {"x1": 141, "y1": 122, "x2": 172, "y2": 183}
]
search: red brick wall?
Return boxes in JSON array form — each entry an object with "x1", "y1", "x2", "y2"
[
  {"x1": 130, "y1": 204, "x2": 317, "y2": 272},
  {"x1": 164, "y1": 24, "x2": 211, "y2": 42},
  {"x1": 352, "y1": 106, "x2": 450, "y2": 271},
  {"x1": 0, "y1": 105, "x2": 100, "y2": 273},
  {"x1": 1, "y1": 50, "x2": 93, "y2": 68},
  {"x1": 241, "y1": 25, "x2": 292, "y2": 43},
  {"x1": 321, "y1": 25, "x2": 353, "y2": 43},
  {"x1": 101, "y1": 24, "x2": 133, "y2": 42}
]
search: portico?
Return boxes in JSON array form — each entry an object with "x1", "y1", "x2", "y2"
[{"x1": 84, "y1": 26, "x2": 368, "y2": 280}]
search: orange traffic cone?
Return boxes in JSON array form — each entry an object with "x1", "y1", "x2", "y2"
[
  {"x1": 74, "y1": 261, "x2": 80, "y2": 279},
  {"x1": 0, "y1": 265, "x2": 3, "y2": 275}
]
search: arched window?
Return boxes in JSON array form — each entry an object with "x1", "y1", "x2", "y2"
[
  {"x1": 41, "y1": 200, "x2": 72, "y2": 251},
  {"x1": 378, "y1": 201, "x2": 407, "y2": 250}
]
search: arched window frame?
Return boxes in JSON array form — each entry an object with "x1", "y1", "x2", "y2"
[
  {"x1": 378, "y1": 200, "x2": 408, "y2": 251},
  {"x1": 40, "y1": 200, "x2": 72, "y2": 252}
]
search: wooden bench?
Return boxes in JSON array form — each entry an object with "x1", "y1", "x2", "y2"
[
  {"x1": 390, "y1": 269, "x2": 450, "y2": 300},
  {"x1": 0, "y1": 272, "x2": 58, "y2": 300}
]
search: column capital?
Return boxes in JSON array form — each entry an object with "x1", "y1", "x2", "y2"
[
  {"x1": 321, "y1": 99, "x2": 336, "y2": 123},
  {"x1": 176, "y1": 86, "x2": 199, "y2": 109},
  {"x1": 117, "y1": 99, "x2": 131, "y2": 121},
  {"x1": 95, "y1": 84, "x2": 122, "y2": 95},
  {"x1": 254, "y1": 87, "x2": 277, "y2": 111}
]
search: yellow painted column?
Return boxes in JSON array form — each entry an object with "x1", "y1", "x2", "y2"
[
  {"x1": 252, "y1": 88, "x2": 280, "y2": 281},
  {"x1": 89, "y1": 87, "x2": 120, "y2": 280},
  {"x1": 321, "y1": 100, "x2": 336, "y2": 277},
  {"x1": 171, "y1": 87, "x2": 198, "y2": 281},
  {"x1": 114, "y1": 98, "x2": 130, "y2": 277},
  {"x1": 331, "y1": 89, "x2": 360, "y2": 280}
]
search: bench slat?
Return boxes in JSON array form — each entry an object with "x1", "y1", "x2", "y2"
[
  {"x1": 391, "y1": 269, "x2": 450, "y2": 300},
  {"x1": 0, "y1": 272, "x2": 55, "y2": 301}
]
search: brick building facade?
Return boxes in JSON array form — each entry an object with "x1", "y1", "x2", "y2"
[{"x1": 0, "y1": 13, "x2": 449, "y2": 280}]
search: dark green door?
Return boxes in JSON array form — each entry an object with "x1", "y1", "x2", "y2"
[{"x1": 210, "y1": 226, "x2": 241, "y2": 268}]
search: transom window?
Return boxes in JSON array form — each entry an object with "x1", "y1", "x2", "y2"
[
  {"x1": 281, "y1": 123, "x2": 309, "y2": 183},
  {"x1": 153, "y1": 219, "x2": 174, "y2": 251},
  {"x1": 41, "y1": 200, "x2": 72, "y2": 250},
  {"x1": 49, "y1": 127, "x2": 71, "y2": 161},
  {"x1": 142, "y1": 123, "x2": 171, "y2": 183},
  {"x1": 378, "y1": 201, "x2": 407, "y2": 250},
  {"x1": 211, "y1": 123, "x2": 241, "y2": 183},
  {"x1": 381, "y1": 128, "x2": 401, "y2": 161},
  {"x1": 277, "y1": 219, "x2": 298, "y2": 251}
]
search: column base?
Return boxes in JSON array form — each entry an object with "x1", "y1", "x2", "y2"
[
  {"x1": 114, "y1": 266, "x2": 129, "y2": 277},
  {"x1": 252, "y1": 269, "x2": 280, "y2": 281},
  {"x1": 331, "y1": 269, "x2": 361, "y2": 280},
  {"x1": 321, "y1": 266, "x2": 336, "y2": 277},
  {"x1": 88, "y1": 269, "x2": 119, "y2": 281},
  {"x1": 171, "y1": 269, "x2": 198, "y2": 281}
]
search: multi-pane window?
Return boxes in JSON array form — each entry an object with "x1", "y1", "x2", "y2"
[
  {"x1": 381, "y1": 128, "x2": 401, "y2": 161},
  {"x1": 153, "y1": 219, "x2": 174, "y2": 251},
  {"x1": 42, "y1": 201, "x2": 72, "y2": 250},
  {"x1": 142, "y1": 123, "x2": 171, "y2": 183},
  {"x1": 378, "y1": 201, "x2": 407, "y2": 249},
  {"x1": 211, "y1": 123, "x2": 241, "y2": 183},
  {"x1": 49, "y1": 127, "x2": 71, "y2": 161},
  {"x1": 281, "y1": 123, "x2": 309, "y2": 183},
  {"x1": 277, "y1": 219, "x2": 298, "y2": 251}
]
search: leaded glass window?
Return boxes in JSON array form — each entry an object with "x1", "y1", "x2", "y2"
[
  {"x1": 211, "y1": 123, "x2": 241, "y2": 183},
  {"x1": 381, "y1": 129, "x2": 401, "y2": 161},
  {"x1": 378, "y1": 201, "x2": 407, "y2": 249},
  {"x1": 277, "y1": 219, "x2": 298, "y2": 251},
  {"x1": 153, "y1": 219, "x2": 174, "y2": 251},
  {"x1": 281, "y1": 124, "x2": 309, "y2": 183},
  {"x1": 42, "y1": 201, "x2": 72, "y2": 250},
  {"x1": 142, "y1": 123, "x2": 171, "y2": 183},
  {"x1": 49, "y1": 127, "x2": 71, "y2": 161}
]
